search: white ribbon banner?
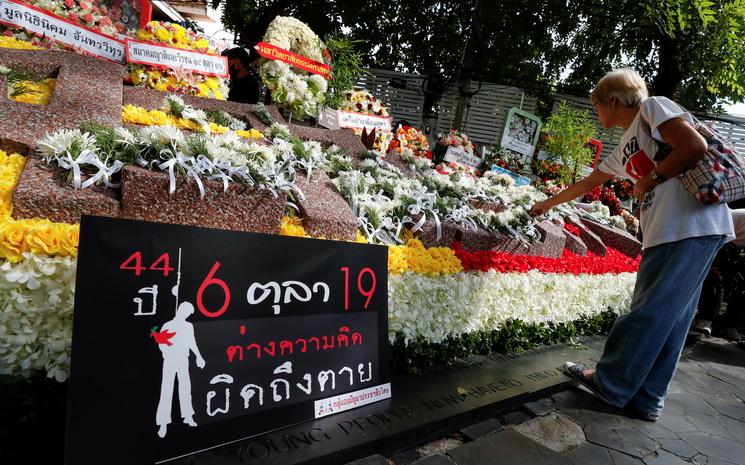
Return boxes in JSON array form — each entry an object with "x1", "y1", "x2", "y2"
[
  {"x1": 444, "y1": 145, "x2": 482, "y2": 169},
  {"x1": 318, "y1": 107, "x2": 392, "y2": 132},
  {"x1": 0, "y1": 0, "x2": 125, "y2": 63},
  {"x1": 125, "y1": 38, "x2": 228, "y2": 78},
  {"x1": 338, "y1": 111, "x2": 392, "y2": 131}
]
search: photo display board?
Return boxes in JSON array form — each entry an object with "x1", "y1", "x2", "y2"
[
  {"x1": 500, "y1": 108, "x2": 542, "y2": 158},
  {"x1": 65, "y1": 216, "x2": 390, "y2": 464}
]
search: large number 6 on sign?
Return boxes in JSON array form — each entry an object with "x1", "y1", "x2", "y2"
[
  {"x1": 197, "y1": 262, "x2": 231, "y2": 318},
  {"x1": 340, "y1": 267, "x2": 378, "y2": 310}
]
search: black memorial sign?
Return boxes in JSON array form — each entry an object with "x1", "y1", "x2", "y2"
[{"x1": 65, "y1": 216, "x2": 389, "y2": 465}]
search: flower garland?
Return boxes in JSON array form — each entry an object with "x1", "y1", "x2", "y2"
[
  {"x1": 387, "y1": 125, "x2": 432, "y2": 164},
  {"x1": 258, "y1": 16, "x2": 330, "y2": 119},
  {"x1": 340, "y1": 89, "x2": 389, "y2": 116},
  {"x1": 23, "y1": 0, "x2": 137, "y2": 35},
  {"x1": 127, "y1": 22, "x2": 228, "y2": 100},
  {"x1": 436, "y1": 129, "x2": 476, "y2": 155}
]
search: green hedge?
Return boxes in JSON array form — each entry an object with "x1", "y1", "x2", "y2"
[{"x1": 390, "y1": 310, "x2": 618, "y2": 373}]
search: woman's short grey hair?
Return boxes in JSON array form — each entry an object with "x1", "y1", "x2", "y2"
[{"x1": 591, "y1": 68, "x2": 649, "y2": 107}]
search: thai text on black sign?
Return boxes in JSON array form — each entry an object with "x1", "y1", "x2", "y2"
[{"x1": 65, "y1": 216, "x2": 390, "y2": 465}]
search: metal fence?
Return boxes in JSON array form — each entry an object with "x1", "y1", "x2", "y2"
[{"x1": 355, "y1": 68, "x2": 745, "y2": 163}]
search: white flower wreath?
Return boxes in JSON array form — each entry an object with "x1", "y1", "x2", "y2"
[{"x1": 258, "y1": 16, "x2": 330, "y2": 120}]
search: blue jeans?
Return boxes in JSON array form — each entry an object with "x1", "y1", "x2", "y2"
[{"x1": 594, "y1": 234, "x2": 727, "y2": 414}]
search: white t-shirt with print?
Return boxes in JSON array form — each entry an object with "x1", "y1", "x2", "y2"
[{"x1": 598, "y1": 96, "x2": 734, "y2": 249}]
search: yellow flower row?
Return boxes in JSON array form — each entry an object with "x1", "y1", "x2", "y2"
[
  {"x1": 121, "y1": 105, "x2": 263, "y2": 140},
  {"x1": 387, "y1": 238, "x2": 463, "y2": 276},
  {"x1": 0, "y1": 152, "x2": 79, "y2": 263},
  {"x1": 9, "y1": 79, "x2": 56, "y2": 105},
  {"x1": 129, "y1": 68, "x2": 225, "y2": 100},
  {"x1": 0, "y1": 151, "x2": 27, "y2": 221},
  {"x1": 0, "y1": 36, "x2": 41, "y2": 50},
  {"x1": 137, "y1": 22, "x2": 210, "y2": 52},
  {"x1": 280, "y1": 216, "x2": 462, "y2": 276}
]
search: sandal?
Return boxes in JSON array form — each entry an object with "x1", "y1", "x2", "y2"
[
  {"x1": 563, "y1": 361, "x2": 613, "y2": 405},
  {"x1": 632, "y1": 409, "x2": 660, "y2": 422}
]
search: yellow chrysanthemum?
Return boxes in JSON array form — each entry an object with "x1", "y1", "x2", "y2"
[
  {"x1": 235, "y1": 129, "x2": 263, "y2": 140},
  {"x1": 10, "y1": 79, "x2": 56, "y2": 105},
  {"x1": 279, "y1": 216, "x2": 309, "y2": 238},
  {"x1": 0, "y1": 153, "x2": 79, "y2": 262},
  {"x1": 387, "y1": 238, "x2": 462, "y2": 276},
  {"x1": 0, "y1": 36, "x2": 41, "y2": 50},
  {"x1": 155, "y1": 28, "x2": 171, "y2": 43}
]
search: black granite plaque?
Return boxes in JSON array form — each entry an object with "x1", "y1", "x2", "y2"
[{"x1": 169, "y1": 338, "x2": 605, "y2": 465}]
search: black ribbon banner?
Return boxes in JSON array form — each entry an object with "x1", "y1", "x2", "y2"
[{"x1": 65, "y1": 216, "x2": 390, "y2": 464}]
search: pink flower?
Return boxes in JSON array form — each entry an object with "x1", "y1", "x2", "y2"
[
  {"x1": 64, "y1": 0, "x2": 74, "y2": 8},
  {"x1": 82, "y1": 13, "x2": 93, "y2": 23}
]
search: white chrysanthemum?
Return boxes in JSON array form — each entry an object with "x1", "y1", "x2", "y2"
[
  {"x1": 263, "y1": 16, "x2": 325, "y2": 62},
  {"x1": 388, "y1": 271, "x2": 635, "y2": 345},
  {"x1": 138, "y1": 125, "x2": 185, "y2": 147},
  {"x1": 37, "y1": 129, "x2": 96, "y2": 158}
]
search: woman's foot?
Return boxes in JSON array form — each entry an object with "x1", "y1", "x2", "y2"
[{"x1": 563, "y1": 361, "x2": 613, "y2": 405}]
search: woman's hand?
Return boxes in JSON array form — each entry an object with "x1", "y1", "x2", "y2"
[{"x1": 529, "y1": 200, "x2": 551, "y2": 217}]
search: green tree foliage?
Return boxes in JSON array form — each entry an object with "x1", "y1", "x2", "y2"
[
  {"x1": 212, "y1": 0, "x2": 745, "y2": 113},
  {"x1": 564, "y1": 0, "x2": 745, "y2": 112},
  {"x1": 541, "y1": 101, "x2": 597, "y2": 184}
]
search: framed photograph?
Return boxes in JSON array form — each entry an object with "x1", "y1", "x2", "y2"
[{"x1": 500, "y1": 108, "x2": 542, "y2": 158}]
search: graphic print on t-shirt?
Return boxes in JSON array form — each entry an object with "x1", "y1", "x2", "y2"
[{"x1": 621, "y1": 137, "x2": 655, "y2": 181}]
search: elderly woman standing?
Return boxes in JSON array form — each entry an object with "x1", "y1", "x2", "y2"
[{"x1": 530, "y1": 69, "x2": 735, "y2": 421}]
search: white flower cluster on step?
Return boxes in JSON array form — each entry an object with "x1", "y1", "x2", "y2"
[
  {"x1": 36, "y1": 123, "x2": 333, "y2": 200},
  {"x1": 389, "y1": 270, "x2": 636, "y2": 345},
  {"x1": 0, "y1": 254, "x2": 76, "y2": 382}
]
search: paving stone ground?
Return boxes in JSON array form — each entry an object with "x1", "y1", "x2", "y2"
[{"x1": 350, "y1": 338, "x2": 745, "y2": 465}]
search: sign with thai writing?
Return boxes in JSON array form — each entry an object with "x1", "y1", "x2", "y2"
[
  {"x1": 444, "y1": 145, "x2": 482, "y2": 169},
  {"x1": 0, "y1": 0, "x2": 125, "y2": 63},
  {"x1": 490, "y1": 165, "x2": 531, "y2": 186},
  {"x1": 318, "y1": 106, "x2": 392, "y2": 132},
  {"x1": 65, "y1": 216, "x2": 389, "y2": 465},
  {"x1": 125, "y1": 38, "x2": 228, "y2": 77},
  {"x1": 255, "y1": 41, "x2": 331, "y2": 79}
]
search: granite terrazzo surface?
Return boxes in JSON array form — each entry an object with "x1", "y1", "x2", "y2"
[
  {"x1": 120, "y1": 165, "x2": 286, "y2": 234},
  {"x1": 294, "y1": 170, "x2": 358, "y2": 241},
  {"x1": 0, "y1": 49, "x2": 122, "y2": 155},
  {"x1": 12, "y1": 156, "x2": 120, "y2": 223}
]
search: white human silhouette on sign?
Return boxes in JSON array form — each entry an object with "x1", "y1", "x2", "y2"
[{"x1": 154, "y1": 301, "x2": 205, "y2": 438}]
